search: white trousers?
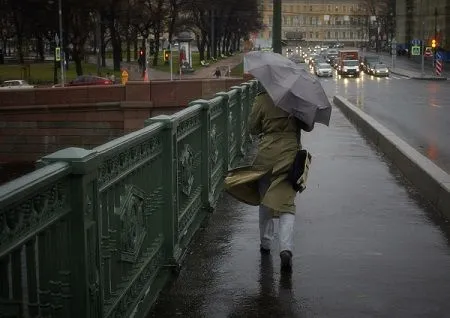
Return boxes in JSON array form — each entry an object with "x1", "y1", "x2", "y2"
[{"x1": 258, "y1": 175, "x2": 295, "y2": 253}]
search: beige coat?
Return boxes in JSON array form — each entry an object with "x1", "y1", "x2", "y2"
[{"x1": 224, "y1": 92, "x2": 301, "y2": 216}]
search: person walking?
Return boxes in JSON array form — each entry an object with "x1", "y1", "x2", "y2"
[
  {"x1": 224, "y1": 86, "x2": 301, "y2": 272},
  {"x1": 213, "y1": 67, "x2": 221, "y2": 78}
]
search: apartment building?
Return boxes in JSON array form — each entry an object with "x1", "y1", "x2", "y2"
[
  {"x1": 256, "y1": 0, "x2": 370, "y2": 46},
  {"x1": 396, "y1": 0, "x2": 449, "y2": 50}
]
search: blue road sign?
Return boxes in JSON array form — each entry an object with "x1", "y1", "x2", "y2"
[
  {"x1": 436, "y1": 51, "x2": 443, "y2": 60},
  {"x1": 411, "y1": 39, "x2": 421, "y2": 46}
]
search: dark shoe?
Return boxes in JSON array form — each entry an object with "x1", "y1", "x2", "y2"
[
  {"x1": 280, "y1": 250, "x2": 292, "y2": 272},
  {"x1": 260, "y1": 246, "x2": 271, "y2": 255}
]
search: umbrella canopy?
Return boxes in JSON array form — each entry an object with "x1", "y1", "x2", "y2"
[{"x1": 244, "y1": 50, "x2": 332, "y2": 131}]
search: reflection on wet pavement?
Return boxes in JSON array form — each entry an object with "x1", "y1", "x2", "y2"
[{"x1": 149, "y1": 108, "x2": 450, "y2": 318}]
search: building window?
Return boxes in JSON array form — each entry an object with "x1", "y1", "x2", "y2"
[
  {"x1": 310, "y1": 32, "x2": 313, "y2": 38},
  {"x1": 316, "y1": 32, "x2": 319, "y2": 38},
  {"x1": 343, "y1": 32, "x2": 346, "y2": 38},
  {"x1": 335, "y1": 31, "x2": 338, "y2": 39},
  {"x1": 327, "y1": 31, "x2": 331, "y2": 39},
  {"x1": 310, "y1": 5, "x2": 313, "y2": 12},
  {"x1": 335, "y1": 6, "x2": 339, "y2": 12},
  {"x1": 350, "y1": 31, "x2": 353, "y2": 39},
  {"x1": 327, "y1": 5, "x2": 331, "y2": 12},
  {"x1": 343, "y1": 6, "x2": 346, "y2": 13}
]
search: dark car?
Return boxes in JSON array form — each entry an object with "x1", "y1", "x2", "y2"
[
  {"x1": 362, "y1": 56, "x2": 381, "y2": 73},
  {"x1": 289, "y1": 54, "x2": 304, "y2": 64},
  {"x1": 67, "y1": 75, "x2": 113, "y2": 86}
]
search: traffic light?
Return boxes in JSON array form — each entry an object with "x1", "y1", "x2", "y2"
[
  {"x1": 163, "y1": 50, "x2": 170, "y2": 63},
  {"x1": 138, "y1": 48, "x2": 145, "y2": 66},
  {"x1": 432, "y1": 39, "x2": 437, "y2": 48}
]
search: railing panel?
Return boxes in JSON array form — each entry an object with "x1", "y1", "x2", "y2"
[
  {"x1": 0, "y1": 163, "x2": 72, "y2": 317},
  {"x1": 0, "y1": 79, "x2": 257, "y2": 318},
  {"x1": 93, "y1": 123, "x2": 166, "y2": 318},
  {"x1": 217, "y1": 88, "x2": 240, "y2": 168},
  {"x1": 173, "y1": 105, "x2": 205, "y2": 247},
  {"x1": 207, "y1": 96, "x2": 228, "y2": 206}
]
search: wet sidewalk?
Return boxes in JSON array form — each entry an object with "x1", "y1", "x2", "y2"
[
  {"x1": 149, "y1": 107, "x2": 450, "y2": 317},
  {"x1": 378, "y1": 53, "x2": 448, "y2": 80},
  {"x1": 89, "y1": 54, "x2": 243, "y2": 80}
]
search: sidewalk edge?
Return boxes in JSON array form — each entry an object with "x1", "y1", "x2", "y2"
[
  {"x1": 390, "y1": 70, "x2": 448, "y2": 80},
  {"x1": 333, "y1": 95, "x2": 450, "y2": 219}
]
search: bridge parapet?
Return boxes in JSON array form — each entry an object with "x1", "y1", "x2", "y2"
[{"x1": 0, "y1": 80, "x2": 259, "y2": 317}]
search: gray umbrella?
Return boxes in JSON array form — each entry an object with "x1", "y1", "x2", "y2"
[{"x1": 244, "y1": 50, "x2": 332, "y2": 131}]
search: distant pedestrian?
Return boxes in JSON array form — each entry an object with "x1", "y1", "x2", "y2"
[{"x1": 214, "y1": 67, "x2": 221, "y2": 78}]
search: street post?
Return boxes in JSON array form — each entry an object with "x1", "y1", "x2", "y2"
[
  {"x1": 420, "y1": 0, "x2": 425, "y2": 77},
  {"x1": 169, "y1": 43, "x2": 173, "y2": 81},
  {"x1": 391, "y1": 38, "x2": 396, "y2": 70},
  {"x1": 58, "y1": 0, "x2": 65, "y2": 87},
  {"x1": 54, "y1": 34, "x2": 59, "y2": 85},
  {"x1": 272, "y1": 0, "x2": 282, "y2": 54}
]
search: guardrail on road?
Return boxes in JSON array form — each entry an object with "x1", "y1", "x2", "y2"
[{"x1": 0, "y1": 79, "x2": 259, "y2": 318}]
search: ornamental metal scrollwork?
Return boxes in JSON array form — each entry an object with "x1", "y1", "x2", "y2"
[
  {"x1": 180, "y1": 144, "x2": 195, "y2": 197},
  {"x1": 228, "y1": 111, "x2": 235, "y2": 146},
  {"x1": 115, "y1": 185, "x2": 147, "y2": 263},
  {"x1": 0, "y1": 181, "x2": 69, "y2": 249},
  {"x1": 210, "y1": 125, "x2": 219, "y2": 166}
]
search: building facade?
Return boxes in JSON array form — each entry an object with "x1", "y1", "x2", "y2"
[
  {"x1": 255, "y1": 0, "x2": 371, "y2": 47},
  {"x1": 396, "y1": 0, "x2": 449, "y2": 50}
]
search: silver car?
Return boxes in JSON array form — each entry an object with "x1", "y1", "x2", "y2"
[
  {"x1": 373, "y1": 63, "x2": 389, "y2": 77},
  {"x1": 0, "y1": 79, "x2": 34, "y2": 89},
  {"x1": 315, "y1": 63, "x2": 333, "y2": 77}
]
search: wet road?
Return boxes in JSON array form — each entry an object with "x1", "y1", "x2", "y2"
[
  {"x1": 318, "y1": 70, "x2": 450, "y2": 173},
  {"x1": 149, "y1": 108, "x2": 450, "y2": 317}
]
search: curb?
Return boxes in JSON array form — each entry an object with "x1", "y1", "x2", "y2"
[
  {"x1": 390, "y1": 70, "x2": 448, "y2": 81},
  {"x1": 333, "y1": 95, "x2": 450, "y2": 219}
]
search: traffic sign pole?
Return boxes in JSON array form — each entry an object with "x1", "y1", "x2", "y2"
[
  {"x1": 391, "y1": 38, "x2": 396, "y2": 70},
  {"x1": 436, "y1": 52, "x2": 443, "y2": 76}
]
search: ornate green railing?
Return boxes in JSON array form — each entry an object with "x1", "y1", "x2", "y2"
[{"x1": 0, "y1": 79, "x2": 258, "y2": 318}]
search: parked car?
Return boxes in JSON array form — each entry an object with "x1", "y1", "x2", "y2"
[
  {"x1": 0, "y1": 80, "x2": 34, "y2": 89},
  {"x1": 372, "y1": 63, "x2": 390, "y2": 77},
  {"x1": 315, "y1": 63, "x2": 333, "y2": 77},
  {"x1": 67, "y1": 75, "x2": 114, "y2": 86}
]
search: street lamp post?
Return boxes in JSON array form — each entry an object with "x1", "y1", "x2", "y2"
[
  {"x1": 420, "y1": 0, "x2": 425, "y2": 77},
  {"x1": 272, "y1": 0, "x2": 282, "y2": 54},
  {"x1": 58, "y1": 0, "x2": 65, "y2": 87}
]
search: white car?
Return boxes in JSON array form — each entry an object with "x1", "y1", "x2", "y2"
[
  {"x1": 0, "y1": 80, "x2": 34, "y2": 89},
  {"x1": 315, "y1": 63, "x2": 333, "y2": 77}
]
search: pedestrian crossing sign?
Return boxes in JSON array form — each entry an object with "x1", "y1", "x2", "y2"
[{"x1": 411, "y1": 46, "x2": 421, "y2": 56}]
